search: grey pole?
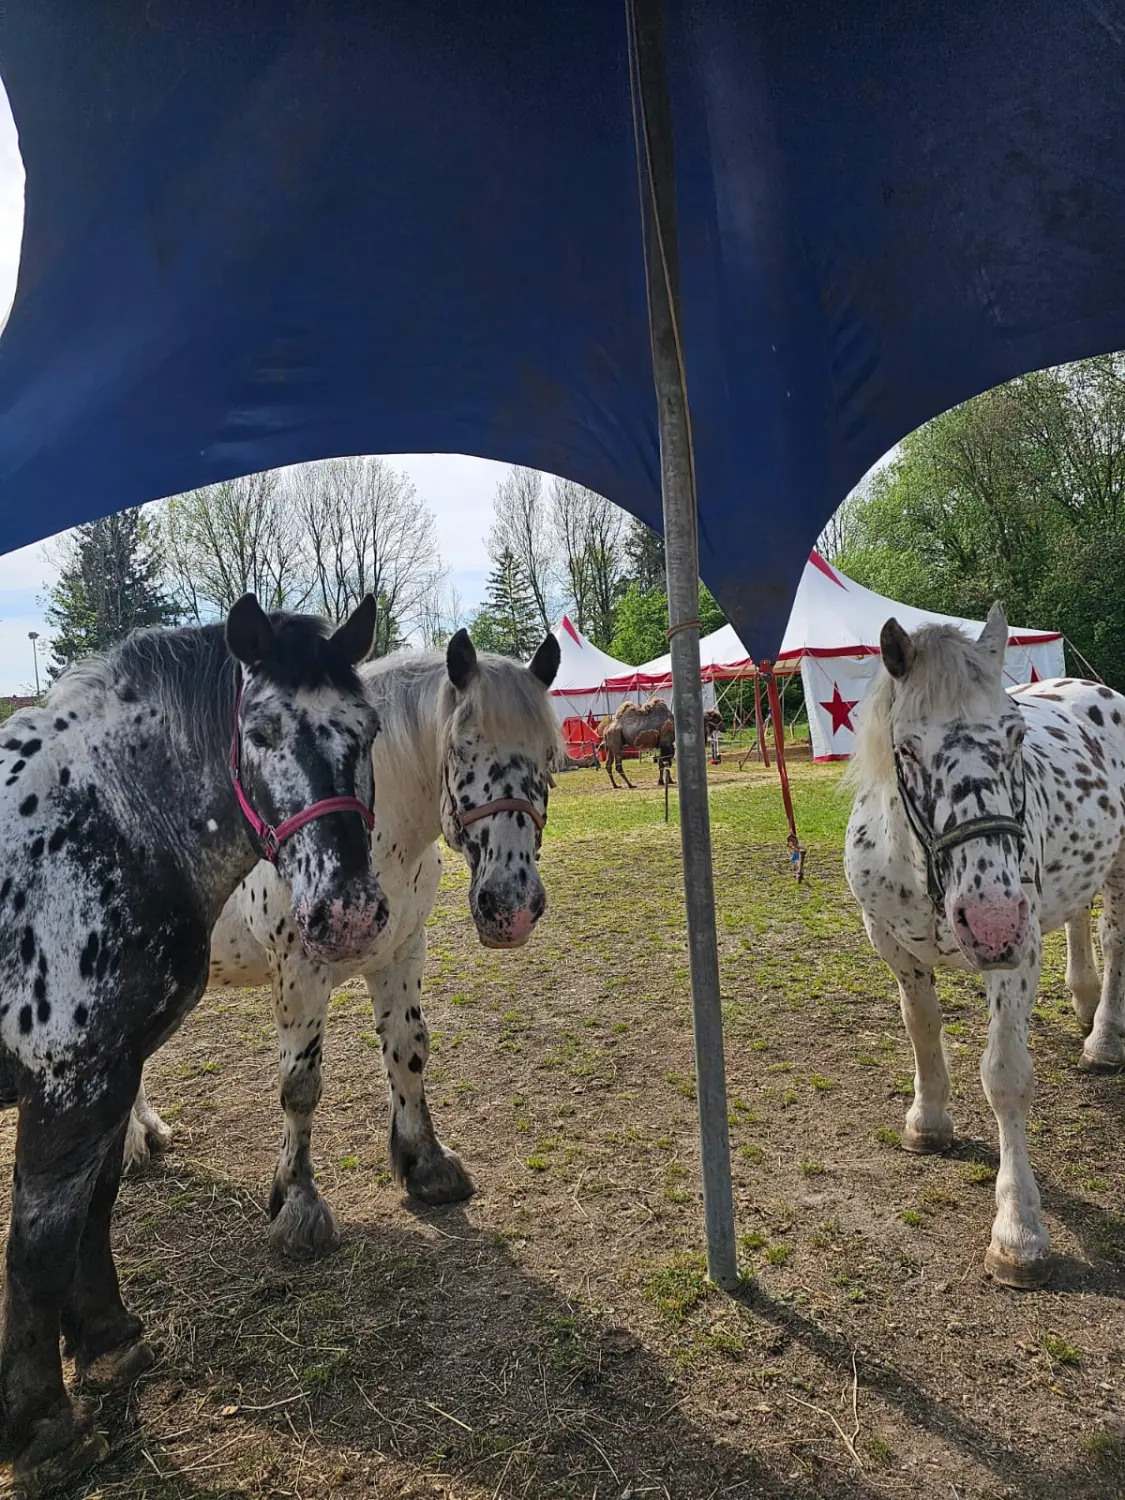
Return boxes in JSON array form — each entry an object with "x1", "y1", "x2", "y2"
[{"x1": 629, "y1": 0, "x2": 738, "y2": 1289}]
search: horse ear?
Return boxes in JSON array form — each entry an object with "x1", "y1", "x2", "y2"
[
  {"x1": 977, "y1": 601, "x2": 1009, "y2": 661},
  {"x1": 446, "y1": 628, "x2": 478, "y2": 691},
  {"x1": 528, "y1": 633, "x2": 561, "y2": 688},
  {"x1": 880, "y1": 617, "x2": 915, "y2": 680},
  {"x1": 226, "y1": 594, "x2": 275, "y2": 667},
  {"x1": 331, "y1": 594, "x2": 378, "y2": 664}
]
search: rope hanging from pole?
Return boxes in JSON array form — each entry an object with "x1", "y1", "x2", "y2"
[
  {"x1": 754, "y1": 670, "x2": 770, "y2": 769},
  {"x1": 760, "y1": 661, "x2": 805, "y2": 882}
]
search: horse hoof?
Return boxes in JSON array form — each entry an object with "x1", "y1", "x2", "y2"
[
  {"x1": 122, "y1": 1116, "x2": 152, "y2": 1174},
  {"x1": 146, "y1": 1116, "x2": 174, "y2": 1153},
  {"x1": 13, "y1": 1428, "x2": 108, "y2": 1499},
  {"x1": 901, "y1": 1123, "x2": 953, "y2": 1155},
  {"x1": 405, "y1": 1147, "x2": 475, "y2": 1206},
  {"x1": 984, "y1": 1243, "x2": 1053, "y2": 1290},
  {"x1": 269, "y1": 1190, "x2": 339, "y2": 1259},
  {"x1": 1079, "y1": 1048, "x2": 1125, "y2": 1074},
  {"x1": 78, "y1": 1340, "x2": 156, "y2": 1392}
]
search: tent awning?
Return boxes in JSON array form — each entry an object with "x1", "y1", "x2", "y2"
[{"x1": 0, "y1": 2, "x2": 1124, "y2": 658}]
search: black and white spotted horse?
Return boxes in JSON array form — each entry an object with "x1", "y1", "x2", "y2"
[
  {"x1": 845, "y1": 603, "x2": 1125, "y2": 1288},
  {"x1": 128, "y1": 628, "x2": 561, "y2": 1257},
  {"x1": 0, "y1": 596, "x2": 387, "y2": 1495}
]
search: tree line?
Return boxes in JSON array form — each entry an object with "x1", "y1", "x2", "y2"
[
  {"x1": 828, "y1": 352, "x2": 1125, "y2": 686},
  {"x1": 44, "y1": 459, "x2": 724, "y2": 678},
  {"x1": 48, "y1": 353, "x2": 1125, "y2": 689},
  {"x1": 44, "y1": 457, "x2": 454, "y2": 678},
  {"x1": 468, "y1": 466, "x2": 725, "y2": 663}
]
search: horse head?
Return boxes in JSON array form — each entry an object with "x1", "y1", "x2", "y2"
[
  {"x1": 227, "y1": 594, "x2": 388, "y2": 964},
  {"x1": 439, "y1": 629, "x2": 561, "y2": 948},
  {"x1": 879, "y1": 603, "x2": 1030, "y2": 970}
]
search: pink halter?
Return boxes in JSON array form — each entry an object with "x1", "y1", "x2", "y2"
[{"x1": 230, "y1": 685, "x2": 376, "y2": 863}]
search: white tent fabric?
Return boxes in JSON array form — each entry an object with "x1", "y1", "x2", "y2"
[
  {"x1": 548, "y1": 615, "x2": 637, "y2": 723},
  {"x1": 603, "y1": 552, "x2": 1066, "y2": 761},
  {"x1": 775, "y1": 552, "x2": 1064, "y2": 666}
]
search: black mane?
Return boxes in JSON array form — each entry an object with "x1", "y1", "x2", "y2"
[{"x1": 47, "y1": 612, "x2": 363, "y2": 761}]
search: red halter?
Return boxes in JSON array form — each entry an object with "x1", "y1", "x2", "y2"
[
  {"x1": 443, "y1": 765, "x2": 546, "y2": 840},
  {"x1": 230, "y1": 685, "x2": 376, "y2": 863}
]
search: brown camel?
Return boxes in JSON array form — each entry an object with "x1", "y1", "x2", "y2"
[{"x1": 598, "y1": 698, "x2": 676, "y2": 788}]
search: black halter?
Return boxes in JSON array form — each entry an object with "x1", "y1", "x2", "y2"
[{"x1": 894, "y1": 753, "x2": 1027, "y2": 910}]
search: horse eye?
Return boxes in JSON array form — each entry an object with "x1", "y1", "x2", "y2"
[
  {"x1": 247, "y1": 723, "x2": 280, "y2": 751},
  {"x1": 896, "y1": 738, "x2": 919, "y2": 762},
  {"x1": 1007, "y1": 721, "x2": 1026, "y2": 751}
]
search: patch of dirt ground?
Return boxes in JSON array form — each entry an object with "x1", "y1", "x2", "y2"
[{"x1": 1, "y1": 764, "x2": 1124, "y2": 1499}]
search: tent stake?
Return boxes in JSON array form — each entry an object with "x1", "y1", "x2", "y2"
[{"x1": 628, "y1": 0, "x2": 738, "y2": 1290}]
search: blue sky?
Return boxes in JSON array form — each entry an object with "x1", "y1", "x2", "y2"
[{"x1": 0, "y1": 84, "x2": 507, "y2": 693}]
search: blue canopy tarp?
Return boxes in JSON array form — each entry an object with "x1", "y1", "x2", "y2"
[{"x1": 0, "y1": 0, "x2": 1123, "y2": 655}]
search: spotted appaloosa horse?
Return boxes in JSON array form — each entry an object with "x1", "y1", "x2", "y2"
[
  {"x1": 0, "y1": 596, "x2": 386, "y2": 1494},
  {"x1": 128, "y1": 628, "x2": 561, "y2": 1257},
  {"x1": 845, "y1": 604, "x2": 1125, "y2": 1289}
]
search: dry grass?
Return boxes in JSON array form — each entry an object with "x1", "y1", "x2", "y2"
[{"x1": 1, "y1": 759, "x2": 1124, "y2": 1498}]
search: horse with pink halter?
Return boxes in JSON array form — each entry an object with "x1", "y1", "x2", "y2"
[
  {"x1": 129, "y1": 628, "x2": 562, "y2": 1257},
  {"x1": 0, "y1": 596, "x2": 385, "y2": 1494},
  {"x1": 846, "y1": 604, "x2": 1125, "y2": 1288}
]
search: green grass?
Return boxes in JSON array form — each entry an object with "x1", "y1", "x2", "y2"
[
  {"x1": 644, "y1": 1254, "x2": 711, "y2": 1322},
  {"x1": 1041, "y1": 1332, "x2": 1082, "y2": 1367}
]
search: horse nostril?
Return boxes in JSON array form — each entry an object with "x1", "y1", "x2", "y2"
[
  {"x1": 476, "y1": 888, "x2": 498, "y2": 921},
  {"x1": 530, "y1": 890, "x2": 546, "y2": 921}
]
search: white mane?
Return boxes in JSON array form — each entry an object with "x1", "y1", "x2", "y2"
[
  {"x1": 362, "y1": 648, "x2": 561, "y2": 814},
  {"x1": 847, "y1": 623, "x2": 999, "y2": 794}
]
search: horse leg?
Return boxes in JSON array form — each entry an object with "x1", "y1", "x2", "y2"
[
  {"x1": 367, "y1": 931, "x2": 474, "y2": 1204},
  {"x1": 1064, "y1": 905, "x2": 1101, "y2": 1035},
  {"x1": 0, "y1": 1106, "x2": 124, "y2": 1491},
  {"x1": 981, "y1": 939, "x2": 1051, "y2": 1288},
  {"x1": 62, "y1": 1116, "x2": 153, "y2": 1389},
  {"x1": 123, "y1": 1072, "x2": 174, "y2": 1172},
  {"x1": 268, "y1": 959, "x2": 337, "y2": 1258},
  {"x1": 865, "y1": 918, "x2": 953, "y2": 1152},
  {"x1": 1081, "y1": 866, "x2": 1125, "y2": 1070}
]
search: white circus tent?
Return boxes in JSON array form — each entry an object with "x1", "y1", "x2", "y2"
[
  {"x1": 604, "y1": 553, "x2": 1065, "y2": 761},
  {"x1": 547, "y1": 614, "x2": 636, "y2": 725}
]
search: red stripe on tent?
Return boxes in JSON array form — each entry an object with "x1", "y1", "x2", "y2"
[
  {"x1": 560, "y1": 615, "x2": 582, "y2": 645},
  {"x1": 808, "y1": 551, "x2": 848, "y2": 589},
  {"x1": 775, "y1": 632, "x2": 1062, "y2": 663}
]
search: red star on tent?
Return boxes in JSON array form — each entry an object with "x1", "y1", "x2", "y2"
[{"x1": 820, "y1": 682, "x2": 859, "y2": 735}]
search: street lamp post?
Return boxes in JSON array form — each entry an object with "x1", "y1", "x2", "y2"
[{"x1": 28, "y1": 631, "x2": 40, "y2": 697}]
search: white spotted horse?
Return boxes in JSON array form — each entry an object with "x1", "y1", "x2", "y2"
[
  {"x1": 845, "y1": 604, "x2": 1125, "y2": 1289},
  {"x1": 128, "y1": 628, "x2": 561, "y2": 1258},
  {"x1": 0, "y1": 595, "x2": 387, "y2": 1495}
]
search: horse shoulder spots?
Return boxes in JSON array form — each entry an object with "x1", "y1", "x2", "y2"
[{"x1": 18, "y1": 793, "x2": 37, "y2": 816}]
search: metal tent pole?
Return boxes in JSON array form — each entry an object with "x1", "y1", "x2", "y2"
[{"x1": 628, "y1": 0, "x2": 738, "y2": 1290}]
